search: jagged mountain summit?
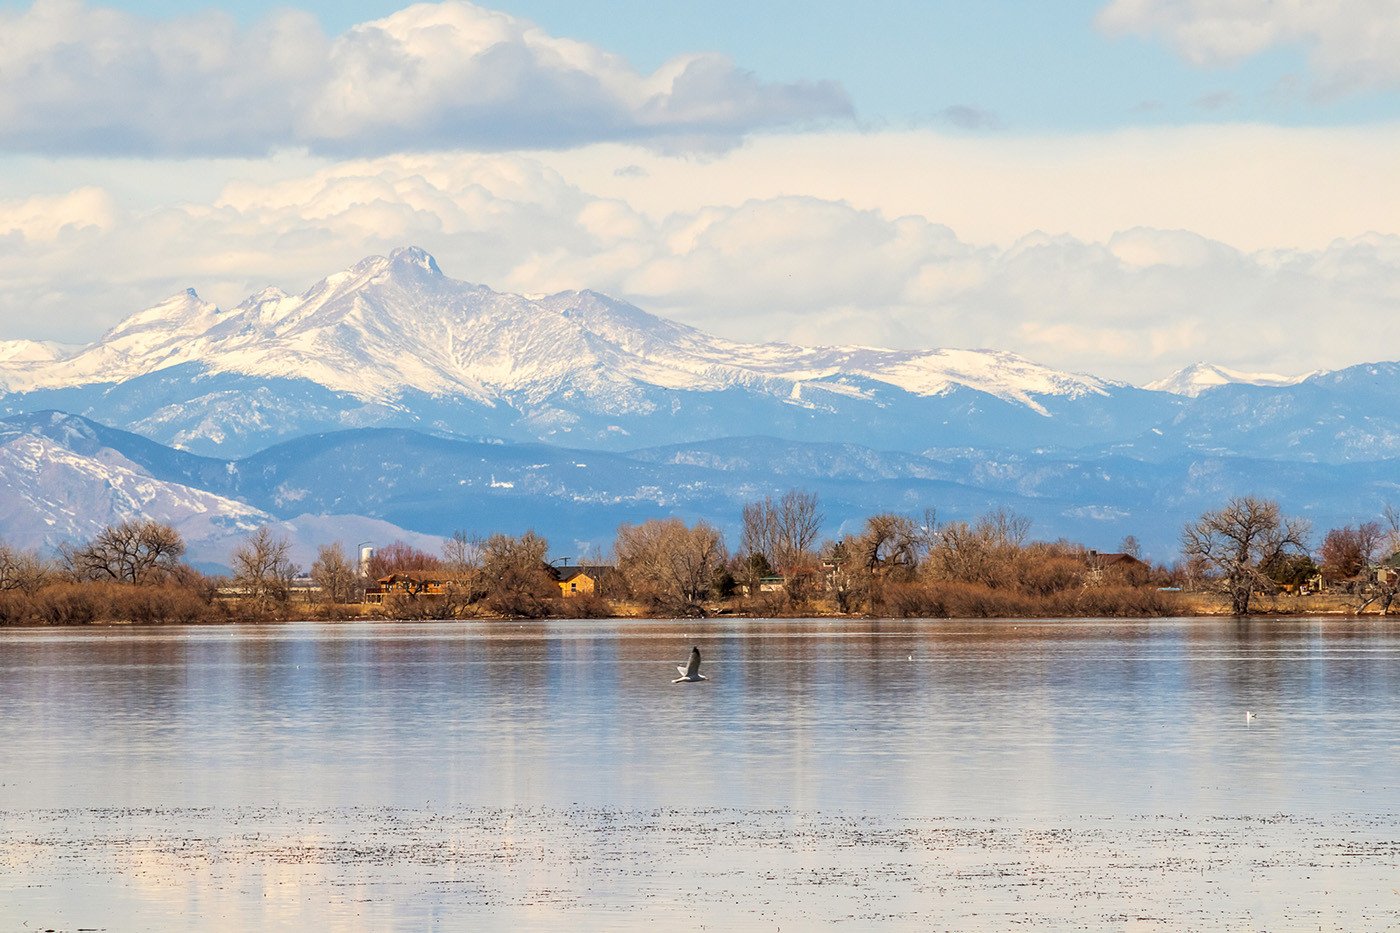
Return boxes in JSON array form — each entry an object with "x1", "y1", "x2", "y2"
[
  {"x1": 0, "y1": 247, "x2": 1154, "y2": 455},
  {"x1": 2, "y1": 248, "x2": 1396, "y2": 463},
  {"x1": 1145, "y1": 362, "x2": 1318, "y2": 397},
  {"x1": 3, "y1": 247, "x2": 1111, "y2": 408}
]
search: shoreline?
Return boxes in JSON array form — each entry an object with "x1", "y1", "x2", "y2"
[{"x1": 1, "y1": 599, "x2": 1394, "y2": 627}]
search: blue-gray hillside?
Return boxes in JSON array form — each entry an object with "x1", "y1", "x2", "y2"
[
  {"x1": 1132, "y1": 363, "x2": 1400, "y2": 464},
  {"x1": 6, "y1": 413, "x2": 1397, "y2": 564}
]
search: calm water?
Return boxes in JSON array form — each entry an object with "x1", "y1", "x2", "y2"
[{"x1": 2, "y1": 618, "x2": 1399, "y2": 929}]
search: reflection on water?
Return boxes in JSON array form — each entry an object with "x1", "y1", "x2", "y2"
[{"x1": 1, "y1": 618, "x2": 1398, "y2": 929}]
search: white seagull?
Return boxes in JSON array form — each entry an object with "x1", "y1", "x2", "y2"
[{"x1": 673, "y1": 646, "x2": 708, "y2": 684}]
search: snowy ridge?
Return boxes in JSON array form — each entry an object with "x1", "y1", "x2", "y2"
[
  {"x1": 0, "y1": 247, "x2": 1111, "y2": 414},
  {"x1": 1145, "y1": 362, "x2": 1318, "y2": 397},
  {"x1": 0, "y1": 412, "x2": 442, "y2": 568},
  {"x1": 0, "y1": 427, "x2": 268, "y2": 550},
  {"x1": 0, "y1": 339, "x2": 64, "y2": 365}
]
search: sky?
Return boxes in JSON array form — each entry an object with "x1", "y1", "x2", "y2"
[{"x1": 1, "y1": 0, "x2": 1400, "y2": 382}]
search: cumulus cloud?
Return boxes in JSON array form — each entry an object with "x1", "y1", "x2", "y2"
[
  {"x1": 2, "y1": 153, "x2": 1400, "y2": 383},
  {"x1": 0, "y1": 0, "x2": 851, "y2": 157},
  {"x1": 1097, "y1": 0, "x2": 1400, "y2": 93}
]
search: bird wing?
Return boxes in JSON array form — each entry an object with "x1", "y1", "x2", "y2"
[{"x1": 685, "y1": 647, "x2": 701, "y2": 678}]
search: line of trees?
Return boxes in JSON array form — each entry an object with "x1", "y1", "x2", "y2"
[
  {"x1": 3, "y1": 491, "x2": 1399, "y2": 625},
  {"x1": 1180, "y1": 496, "x2": 1400, "y2": 615}
]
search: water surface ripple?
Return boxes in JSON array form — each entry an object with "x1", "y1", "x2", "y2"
[{"x1": 2, "y1": 618, "x2": 1397, "y2": 929}]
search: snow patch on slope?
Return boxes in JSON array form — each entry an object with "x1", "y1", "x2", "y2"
[
  {"x1": 0, "y1": 247, "x2": 1110, "y2": 414},
  {"x1": 0, "y1": 432, "x2": 268, "y2": 551},
  {"x1": 1146, "y1": 362, "x2": 1318, "y2": 397}
]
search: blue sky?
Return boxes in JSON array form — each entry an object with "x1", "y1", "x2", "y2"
[
  {"x1": 0, "y1": 0, "x2": 1399, "y2": 381},
  {"x1": 14, "y1": 0, "x2": 1392, "y2": 130}
]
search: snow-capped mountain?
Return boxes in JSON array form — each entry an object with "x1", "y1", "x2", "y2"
[
  {"x1": 0, "y1": 339, "x2": 65, "y2": 365},
  {"x1": 2, "y1": 248, "x2": 1398, "y2": 465},
  {"x1": 1145, "y1": 362, "x2": 1317, "y2": 397},
  {"x1": 3, "y1": 247, "x2": 1111, "y2": 409},
  {"x1": 0, "y1": 247, "x2": 1158, "y2": 455}
]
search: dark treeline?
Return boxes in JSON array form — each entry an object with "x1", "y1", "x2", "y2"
[{"x1": 2, "y1": 492, "x2": 1397, "y2": 624}]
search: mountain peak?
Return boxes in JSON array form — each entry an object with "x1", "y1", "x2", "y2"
[
  {"x1": 389, "y1": 246, "x2": 442, "y2": 276},
  {"x1": 1145, "y1": 362, "x2": 1317, "y2": 397},
  {"x1": 0, "y1": 251, "x2": 1121, "y2": 428}
]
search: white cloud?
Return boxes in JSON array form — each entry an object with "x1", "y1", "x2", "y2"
[
  {"x1": 1097, "y1": 0, "x2": 1400, "y2": 93},
  {"x1": 0, "y1": 188, "x2": 116, "y2": 240},
  {"x1": 0, "y1": 0, "x2": 850, "y2": 157},
  {"x1": 3, "y1": 151, "x2": 1400, "y2": 384},
  {"x1": 534, "y1": 126, "x2": 1400, "y2": 253}
]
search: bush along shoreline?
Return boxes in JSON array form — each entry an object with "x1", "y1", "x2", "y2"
[{"x1": 2, "y1": 493, "x2": 1398, "y2": 624}]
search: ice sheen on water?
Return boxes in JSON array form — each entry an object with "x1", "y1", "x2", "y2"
[{"x1": 1, "y1": 618, "x2": 1398, "y2": 930}]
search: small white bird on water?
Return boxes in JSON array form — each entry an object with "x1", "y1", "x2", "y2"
[
  {"x1": 673, "y1": 646, "x2": 708, "y2": 684},
  {"x1": 1245, "y1": 710, "x2": 1256, "y2": 722}
]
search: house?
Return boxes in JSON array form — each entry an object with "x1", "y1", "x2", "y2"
[
  {"x1": 555, "y1": 565, "x2": 612, "y2": 598},
  {"x1": 365, "y1": 571, "x2": 447, "y2": 603},
  {"x1": 737, "y1": 574, "x2": 786, "y2": 596},
  {"x1": 1084, "y1": 550, "x2": 1149, "y2": 585},
  {"x1": 758, "y1": 575, "x2": 786, "y2": 593}
]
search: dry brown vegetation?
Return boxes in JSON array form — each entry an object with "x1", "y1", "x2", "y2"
[{"x1": 10, "y1": 490, "x2": 1400, "y2": 625}]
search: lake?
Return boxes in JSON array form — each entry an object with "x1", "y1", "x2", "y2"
[{"x1": 2, "y1": 618, "x2": 1398, "y2": 929}]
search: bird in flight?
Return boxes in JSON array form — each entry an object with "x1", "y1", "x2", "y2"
[{"x1": 673, "y1": 646, "x2": 708, "y2": 683}]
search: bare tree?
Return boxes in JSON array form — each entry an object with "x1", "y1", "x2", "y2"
[
  {"x1": 480, "y1": 530, "x2": 556, "y2": 617},
  {"x1": 310, "y1": 543, "x2": 358, "y2": 604},
  {"x1": 615, "y1": 518, "x2": 726, "y2": 614},
  {"x1": 1119, "y1": 535, "x2": 1142, "y2": 560},
  {"x1": 0, "y1": 542, "x2": 50, "y2": 594},
  {"x1": 442, "y1": 530, "x2": 484, "y2": 574},
  {"x1": 856, "y1": 514, "x2": 922, "y2": 577},
  {"x1": 1354, "y1": 505, "x2": 1400, "y2": 615},
  {"x1": 440, "y1": 530, "x2": 487, "y2": 610},
  {"x1": 842, "y1": 513, "x2": 923, "y2": 611},
  {"x1": 1181, "y1": 496, "x2": 1310, "y2": 615},
  {"x1": 775, "y1": 490, "x2": 824, "y2": 568},
  {"x1": 739, "y1": 498, "x2": 779, "y2": 569},
  {"x1": 231, "y1": 527, "x2": 299, "y2": 614},
  {"x1": 739, "y1": 490, "x2": 824, "y2": 574},
  {"x1": 925, "y1": 508, "x2": 1032, "y2": 589},
  {"x1": 64, "y1": 520, "x2": 186, "y2": 585}
]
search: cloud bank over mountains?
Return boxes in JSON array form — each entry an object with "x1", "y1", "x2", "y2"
[
  {"x1": 2, "y1": 152, "x2": 1399, "y2": 383},
  {"x1": 1, "y1": 0, "x2": 1397, "y2": 386},
  {"x1": 0, "y1": 0, "x2": 850, "y2": 157}
]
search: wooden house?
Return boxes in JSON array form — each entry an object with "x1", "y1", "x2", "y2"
[{"x1": 365, "y1": 571, "x2": 447, "y2": 603}]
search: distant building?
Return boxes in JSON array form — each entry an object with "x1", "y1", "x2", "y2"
[
  {"x1": 1085, "y1": 550, "x2": 1148, "y2": 585},
  {"x1": 736, "y1": 575, "x2": 787, "y2": 597},
  {"x1": 365, "y1": 571, "x2": 446, "y2": 603},
  {"x1": 555, "y1": 565, "x2": 612, "y2": 598}
]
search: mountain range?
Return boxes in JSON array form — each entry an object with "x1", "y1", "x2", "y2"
[{"x1": 0, "y1": 247, "x2": 1395, "y2": 569}]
